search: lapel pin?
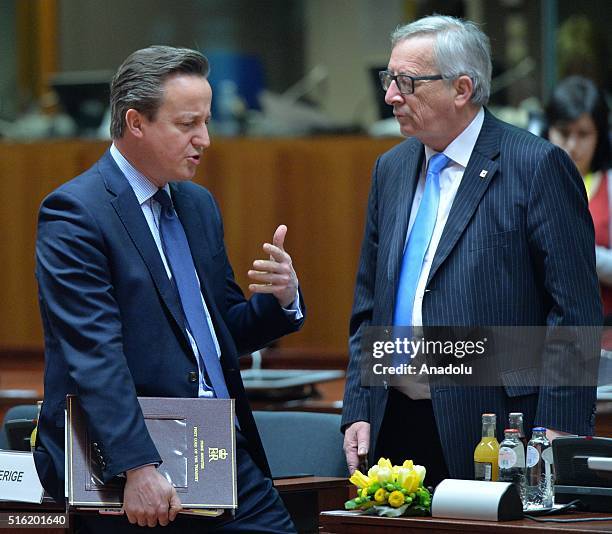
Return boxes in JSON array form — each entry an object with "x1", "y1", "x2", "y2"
[{"x1": 479, "y1": 169, "x2": 488, "y2": 178}]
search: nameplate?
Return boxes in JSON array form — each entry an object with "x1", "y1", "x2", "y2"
[
  {"x1": 0, "y1": 450, "x2": 44, "y2": 503},
  {"x1": 432, "y1": 479, "x2": 523, "y2": 521}
]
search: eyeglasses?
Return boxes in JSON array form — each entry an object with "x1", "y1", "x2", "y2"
[{"x1": 379, "y1": 70, "x2": 445, "y2": 95}]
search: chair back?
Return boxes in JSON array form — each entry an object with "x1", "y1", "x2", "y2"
[
  {"x1": 253, "y1": 410, "x2": 347, "y2": 478},
  {"x1": 0, "y1": 404, "x2": 38, "y2": 450}
]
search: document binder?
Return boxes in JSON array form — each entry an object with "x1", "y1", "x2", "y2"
[{"x1": 65, "y1": 395, "x2": 237, "y2": 510}]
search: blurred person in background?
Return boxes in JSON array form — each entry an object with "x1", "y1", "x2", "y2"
[{"x1": 546, "y1": 76, "x2": 612, "y2": 322}]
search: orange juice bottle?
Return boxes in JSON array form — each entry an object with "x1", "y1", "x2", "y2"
[{"x1": 474, "y1": 413, "x2": 499, "y2": 481}]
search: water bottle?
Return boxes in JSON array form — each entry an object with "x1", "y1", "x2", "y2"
[
  {"x1": 525, "y1": 427, "x2": 554, "y2": 509},
  {"x1": 498, "y1": 428, "x2": 526, "y2": 504},
  {"x1": 509, "y1": 412, "x2": 527, "y2": 449}
]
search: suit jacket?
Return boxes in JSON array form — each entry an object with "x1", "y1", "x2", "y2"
[
  {"x1": 342, "y1": 110, "x2": 602, "y2": 479},
  {"x1": 34, "y1": 150, "x2": 304, "y2": 500}
]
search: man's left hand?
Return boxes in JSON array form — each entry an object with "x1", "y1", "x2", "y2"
[{"x1": 248, "y1": 225, "x2": 299, "y2": 308}]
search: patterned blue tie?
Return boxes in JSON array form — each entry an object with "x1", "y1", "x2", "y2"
[
  {"x1": 394, "y1": 153, "x2": 450, "y2": 327},
  {"x1": 154, "y1": 189, "x2": 230, "y2": 399}
]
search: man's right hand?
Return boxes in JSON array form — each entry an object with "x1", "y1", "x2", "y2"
[
  {"x1": 123, "y1": 464, "x2": 182, "y2": 527},
  {"x1": 343, "y1": 421, "x2": 370, "y2": 474}
]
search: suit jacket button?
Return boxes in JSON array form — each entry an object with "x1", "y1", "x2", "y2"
[{"x1": 188, "y1": 371, "x2": 198, "y2": 383}]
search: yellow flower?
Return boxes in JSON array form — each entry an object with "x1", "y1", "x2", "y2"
[
  {"x1": 388, "y1": 490, "x2": 405, "y2": 508},
  {"x1": 349, "y1": 469, "x2": 371, "y2": 489},
  {"x1": 360, "y1": 488, "x2": 369, "y2": 499},
  {"x1": 374, "y1": 488, "x2": 388, "y2": 504},
  {"x1": 368, "y1": 457, "x2": 393, "y2": 483},
  {"x1": 367, "y1": 465, "x2": 380, "y2": 482},
  {"x1": 397, "y1": 467, "x2": 420, "y2": 493},
  {"x1": 402, "y1": 459, "x2": 414, "y2": 469},
  {"x1": 414, "y1": 465, "x2": 426, "y2": 485},
  {"x1": 377, "y1": 466, "x2": 393, "y2": 484},
  {"x1": 377, "y1": 457, "x2": 393, "y2": 469}
]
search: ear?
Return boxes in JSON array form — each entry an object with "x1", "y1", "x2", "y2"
[
  {"x1": 124, "y1": 109, "x2": 146, "y2": 138},
  {"x1": 453, "y1": 75, "x2": 474, "y2": 108}
]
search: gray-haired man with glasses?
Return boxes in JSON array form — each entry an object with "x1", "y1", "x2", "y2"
[{"x1": 342, "y1": 15, "x2": 601, "y2": 486}]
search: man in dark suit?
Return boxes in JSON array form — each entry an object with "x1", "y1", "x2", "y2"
[
  {"x1": 35, "y1": 46, "x2": 303, "y2": 532},
  {"x1": 342, "y1": 15, "x2": 601, "y2": 485}
]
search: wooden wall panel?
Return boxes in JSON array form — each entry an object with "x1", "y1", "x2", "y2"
[{"x1": 0, "y1": 137, "x2": 399, "y2": 353}]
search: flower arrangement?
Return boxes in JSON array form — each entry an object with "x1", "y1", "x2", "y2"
[{"x1": 344, "y1": 458, "x2": 432, "y2": 517}]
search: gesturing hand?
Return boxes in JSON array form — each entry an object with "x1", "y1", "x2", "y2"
[
  {"x1": 248, "y1": 225, "x2": 299, "y2": 308},
  {"x1": 123, "y1": 465, "x2": 182, "y2": 527}
]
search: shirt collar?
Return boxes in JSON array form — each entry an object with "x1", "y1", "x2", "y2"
[
  {"x1": 109, "y1": 143, "x2": 170, "y2": 204},
  {"x1": 424, "y1": 107, "x2": 485, "y2": 168}
]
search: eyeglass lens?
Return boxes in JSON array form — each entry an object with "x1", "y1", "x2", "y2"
[{"x1": 380, "y1": 72, "x2": 412, "y2": 94}]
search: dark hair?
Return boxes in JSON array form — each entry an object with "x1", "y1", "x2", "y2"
[
  {"x1": 110, "y1": 45, "x2": 209, "y2": 139},
  {"x1": 545, "y1": 76, "x2": 611, "y2": 173}
]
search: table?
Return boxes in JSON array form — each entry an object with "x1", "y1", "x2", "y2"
[{"x1": 320, "y1": 510, "x2": 612, "y2": 533}]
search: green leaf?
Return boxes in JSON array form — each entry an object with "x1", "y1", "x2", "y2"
[
  {"x1": 416, "y1": 487, "x2": 432, "y2": 506},
  {"x1": 344, "y1": 499, "x2": 359, "y2": 510},
  {"x1": 367, "y1": 483, "x2": 381, "y2": 495}
]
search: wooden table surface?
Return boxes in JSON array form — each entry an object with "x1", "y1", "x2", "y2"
[{"x1": 320, "y1": 510, "x2": 612, "y2": 533}]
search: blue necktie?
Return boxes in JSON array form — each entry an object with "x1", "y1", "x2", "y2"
[
  {"x1": 154, "y1": 189, "x2": 230, "y2": 399},
  {"x1": 393, "y1": 153, "x2": 450, "y2": 327}
]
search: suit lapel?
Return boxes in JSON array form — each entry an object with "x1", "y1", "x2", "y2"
[
  {"x1": 99, "y1": 152, "x2": 188, "y2": 337},
  {"x1": 426, "y1": 110, "x2": 501, "y2": 284}
]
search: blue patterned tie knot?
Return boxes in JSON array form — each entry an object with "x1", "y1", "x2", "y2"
[
  {"x1": 428, "y1": 153, "x2": 451, "y2": 177},
  {"x1": 154, "y1": 188, "x2": 174, "y2": 215}
]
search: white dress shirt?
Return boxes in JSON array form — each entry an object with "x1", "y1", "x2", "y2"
[{"x1": 397, "y1": 107, "x2": 485, "y2": 399}]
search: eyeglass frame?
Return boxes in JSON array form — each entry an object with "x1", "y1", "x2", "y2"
[{"x1": 378, "y1": 70, "x2": 446, "y2": 95}]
